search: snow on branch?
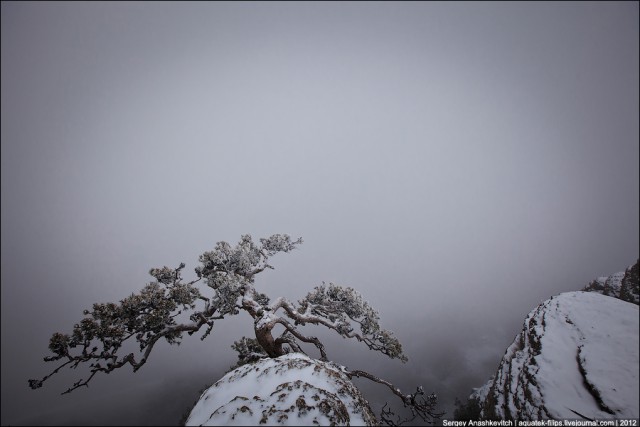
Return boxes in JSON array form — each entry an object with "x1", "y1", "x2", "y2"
[{"x1": 287, "y1": 283, "x2": 408, "y2": 362}]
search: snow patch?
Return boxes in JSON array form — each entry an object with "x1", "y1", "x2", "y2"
[{"x1": 185, "y1": 353, "x2": 376, "y2": 426}]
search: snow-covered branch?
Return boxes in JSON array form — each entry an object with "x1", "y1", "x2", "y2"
[{"x1": 277, "y1": 283, "x2": 408, "y2": 362}]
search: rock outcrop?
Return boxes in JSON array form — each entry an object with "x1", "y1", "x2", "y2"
[
  {"x1": 472, "y1": 291, "x2": 639, "y2": 420},
  {"x1": 583, "y1": 259, "x2": 639, "y2": 305},
  {"x1": 184, "y1": 352, "x2": 377, "y2": 426}
]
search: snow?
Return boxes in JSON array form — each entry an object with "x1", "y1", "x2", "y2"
[
  {"x1": 550, "y1": 292, "x2": 638, "y2": 417},
  {"x1": 471, "y1": 377, "x2": 493, "y2": 404},
  {"x1": 475, "y1": 291, "x2": 638, "y2": 420},
  {"x1": 255, "y1": 311, "x2": 277, "y2": 330},
  {"x1": 184, "y1": 352, "x2": 376, "y2": 426}
]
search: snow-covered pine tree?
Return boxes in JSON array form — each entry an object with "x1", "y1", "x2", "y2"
[{"x1": 29, "y1": 234, "x2": 442, "y2": 425}]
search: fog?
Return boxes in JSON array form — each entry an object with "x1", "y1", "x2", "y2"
[{"x1": 1, "y1": 2, "x2": 638, "y2": 425}]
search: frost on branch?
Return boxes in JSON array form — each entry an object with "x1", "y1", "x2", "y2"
[
  {"x1": 196, "y1": 234, "x2": 303, "y2": 282},
  {"x1": 260, "y1": 234, "x2": 302, "y2": 255},
  {"x1": 28, "y1": 262, "x2": 205, "y2": 394},
  {"x1": 298, "y1": 283, "x2": 408, "y2": 362}
]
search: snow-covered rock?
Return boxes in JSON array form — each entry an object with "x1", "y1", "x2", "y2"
[
  {"x1": 184, "y1": 353, "x2": 377, "y2": 426},
  {"x1": 583, "y1": 259, "x2": 639, "y2": 305},
  {"x1": 472, "y1": 291, "x2": 639, "y2": 420}
]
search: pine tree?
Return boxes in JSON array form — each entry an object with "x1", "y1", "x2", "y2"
[{"x1": 29, "y1": 234, "x2": 442, "y2": 425}]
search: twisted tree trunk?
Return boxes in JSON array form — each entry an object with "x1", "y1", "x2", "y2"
[{"x1": 254, "y1": 324, "x2": 284, "y2": 358}]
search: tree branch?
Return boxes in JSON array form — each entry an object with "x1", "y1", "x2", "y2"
[
  {"x1": 343, "y1": 368, "x2": 444, "y2": 425},
  {"x1": 274, "y1": 318, "x2": 328, "y2": 361}
]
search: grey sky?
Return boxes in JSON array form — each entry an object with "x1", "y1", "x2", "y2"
[{"x1": 1, "y1": 2, "x2": 638, "y2": 425}]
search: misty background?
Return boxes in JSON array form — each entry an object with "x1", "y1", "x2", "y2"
[{"x1": 1, "y1": 2, "x2": 638, "y2": 425}]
